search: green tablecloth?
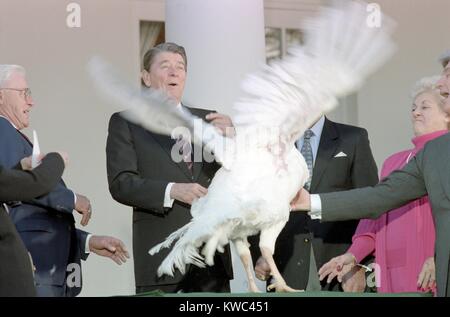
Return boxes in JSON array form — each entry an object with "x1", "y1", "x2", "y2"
[{"x1": 134, "y1": 290, "x2": 433, "y2": 297}]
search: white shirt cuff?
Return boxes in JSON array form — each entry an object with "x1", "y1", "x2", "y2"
[
  {"x1": 164, "y1": 183, "x2": 175, "y2": 208},
  {"x1": 85, "y1": 234, "x2": 92, "y2": 254},
  {"x1": 73, "y1": 192, "x2": 77, "y2": 205},
  {"x1": 308, "y1": 194, "x2": 322, "y2": 220}
]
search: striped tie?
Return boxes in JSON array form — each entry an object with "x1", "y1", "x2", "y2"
[
  {"x1": 179, "y1": 138, "x2": 193, "y2": 172},
  {"x1": 300, "y1": 129, "x2": 314, "y2": 190}
]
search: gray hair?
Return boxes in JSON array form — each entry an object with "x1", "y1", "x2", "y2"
[
  {"x1": 438, "y1": 50, "x2": 450, "y2": 68},
  {"x1": 410, "y1": 75, "x2": 443, "y2": 104},
  {"x1": 0, "y1": 64, "x2": 26, "y2": 88},
  {"x1": 142, "y1": 42, "x2": 187, "y2": 72}
]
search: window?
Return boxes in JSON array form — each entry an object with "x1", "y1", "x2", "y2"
[
  {"x1": 265, "y1": 27, "x2": 304, "y2": 63},
  {"x1": 139, "y1": 21, "x2": 165, "y2": 71}
]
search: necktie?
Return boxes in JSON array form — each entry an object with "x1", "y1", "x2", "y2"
[
  {"x1": 300, "y1": 129, "x2": 314, "y2": 190},
  {"x1": 300, "y1": 129, "x2": 322, "y2": 291},
  {"x1": 178, "y1": 137, "x2": 193, "y2": 172}
]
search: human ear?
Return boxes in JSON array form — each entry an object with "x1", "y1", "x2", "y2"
[{"x1": 141, "y1": 69, "x2": 152, "y2": 88}]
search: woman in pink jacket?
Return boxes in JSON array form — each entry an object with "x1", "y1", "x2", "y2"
[{"x1": 318, "y1": 76, "x2": 449, "y2": 294}]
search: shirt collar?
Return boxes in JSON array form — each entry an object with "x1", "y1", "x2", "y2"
[{"x1": 308, "y1": 115, "x2": 325, "y2": 139}]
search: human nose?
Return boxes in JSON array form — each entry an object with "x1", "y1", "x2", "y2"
[
  {"x1": 27, "y1": 95, "x2": 34, "y2": 106},
  {"x1": 436, "y1": 76, "x2": 445, "y2": 90},
  {"x1": 168, "y1": 66, "x2": 179, "y2": 76}
]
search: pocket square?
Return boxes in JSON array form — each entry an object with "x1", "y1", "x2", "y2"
[{"x1": 334, "y1": 151, "x2": 347, "y2": 158}]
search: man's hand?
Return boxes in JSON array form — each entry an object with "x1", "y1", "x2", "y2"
[
  {"x1": 254, "y1": 256, "x2": 271, "y2": 281},
  {"x1": 75, "y1": 194, "x2": 92, "y2": 226},
  {"x1": 417, "y1": 256, "x2": 436, "y2": 291},
  {"x1": 170, "y1": 183, "x2": 208, "y2": 205},
  {"x1": 20, "y1": 154, "x2": 42, "y2": 171},
  {"x1": 205, "y1": 112, "x2": 236, "y2": 137},
  {"x1": 290, "y1": 188, "x2": 311, "y2": 211},
  {"x1": 318, "y1": 252, "x2": 356, "y2": 284},
  {"x1": 21, "y1": 152, "x2": 69, "y2": 170},
  {"x1": 89, "y1": 235, "x2": 130, "y2": 265},
  {"x1": 341, "y1": 266, "x2": 366, "y2": 292},
  {"x1": 55, "y1": 151, "x2": 69, "y2": 168}
]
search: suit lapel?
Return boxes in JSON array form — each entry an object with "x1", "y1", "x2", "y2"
[
  {"x1": 16, "y1": 129, "x2": 33, "y2": 147},
  {"x1": 184, "y1": 105, "x2": 208, "y2": 181},
  {"x1": 147, "y1": 131, "x2": 194, "y2": 180},
  {"x1": 310, "y1": 118, "x2": 339, "y2": 192},
  {"x1": 0, "y1": 117, "x2": 32, "y2": 155}
]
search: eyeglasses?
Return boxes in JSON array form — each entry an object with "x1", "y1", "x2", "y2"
[{"x1": 0, "y1": 87, "x2": 32, "y2": 100}]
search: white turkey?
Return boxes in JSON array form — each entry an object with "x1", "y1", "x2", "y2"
[{"x1": 89, "y1": 0, "x2": 396, "y2": 292}]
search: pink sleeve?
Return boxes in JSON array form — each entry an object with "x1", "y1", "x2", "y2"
[
  {"x1": 347, "y1": 219, "x2": 377, "y2": 263},
  {"x1": 348, "y1": 156, "x2": 396, "y2": 263},
  {"x1": 420, "y1": 197, "x2": 436, "y2": 259}
]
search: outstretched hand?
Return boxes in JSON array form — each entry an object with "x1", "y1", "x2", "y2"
[
  {"x1": 89, "y1": 235, "x2": 130, "y2": 265},
  {"x1": 318, "y1": 252, "x2": 356, "y2": 284},
  {"x1": 290, "y1": 188, "x2": 311, "y2": 211}
]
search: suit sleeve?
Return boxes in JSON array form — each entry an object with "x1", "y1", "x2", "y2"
[
  {"x1": 350, "y1": 129, "x2": 379, "y2": 187},
  {"x1": 25, "y1": 181, "x2": 75, "y2": 213},
  {"x1": 0, "y1": 125, "x2": 74, "y2": 213},
  {"x1": 348, "y1": 219, "x2": 377, "y2": 263},
  {"x1": 0, "y1": 153, "x2": 65, "y2": 202},
  {"x1": 76, "y1": 229, "x2": 90, "y2": 261},
  {"x1": 106, "y1": 113, "x2": 168, "y2": 214},
  {"x1": 320, "y1": 149, "x2": 427, "y2": 221}
]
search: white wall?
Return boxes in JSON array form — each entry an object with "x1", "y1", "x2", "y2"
[
  {"x1": 0, "y1": 0, "x2": 449, "y2": 296},
  {"x1": 357, "y1": 0, "x2": 450, "y2": 167},
  {"x1": 0, "y1": 0, "x2": 139, "y2": 296}
]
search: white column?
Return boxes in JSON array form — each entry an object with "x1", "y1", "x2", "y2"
[
  {"x1": 165, "y1": 0, "x2": 266, "y2": 293},
  {"x1": 165, "y1": 0, "x2": 265, "y2": 115}
]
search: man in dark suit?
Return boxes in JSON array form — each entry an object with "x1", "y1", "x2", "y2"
[
  {"x1": 254, "y1": 116, "x2": 378, "y2": 292},
  {"x1": 291, "y1": 59, "x2": 450, "y2": 297},
  {"x1": 0, "y1": 152, "x2": 66, "y2": 297},
  {"x1": 0, "y1": 64, "x2": 129, "y2": 296},
  {"x1": 107, "y1": 42, "x2": 233, "y2": 294}
]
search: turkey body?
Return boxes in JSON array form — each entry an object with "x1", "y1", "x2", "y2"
[{"x1": 191, "y1": 144, "x2": 308, "y2": 242}]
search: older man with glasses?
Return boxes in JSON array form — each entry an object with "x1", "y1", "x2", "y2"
[{"x1": 0, "y1": 64, "x2": 129, "y2": 296}]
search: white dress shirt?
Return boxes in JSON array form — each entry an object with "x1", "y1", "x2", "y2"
[
  {"x1": 164, "y1": 103, "x2": 183, "y2": 208},
  {"x1": 309, "y1": 194, "x2": 323, "y2": 219}
]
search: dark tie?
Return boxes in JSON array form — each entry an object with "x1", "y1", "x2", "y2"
[
  {"x1": 300, "y1": 129, "x2": 314, "y2": 190},
  {"x1": 179, "y1": 137, "x2": 193, "y2": 172}
]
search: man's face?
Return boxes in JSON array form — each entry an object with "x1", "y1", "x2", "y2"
[
  {"x1": 142, "y1": 52, "x2": 186, "y2": 104},
  {"x1": 0, "y1": 72, "x2": 34, "y2": 130},
  {"x1": 437, "y1": 61, "x2": 450, "y2": 115}
]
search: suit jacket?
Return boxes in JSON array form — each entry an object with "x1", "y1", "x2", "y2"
[
  {"x1": 320, "y1": 132, "x2": 450, "y2": 297},
  {"x1": 0, "y1": 153, "x2": 64, "y2": 297},
  {"x1": 274, "y1": 118, "x2": 378, "y2": 290},
  {"x1": 106, "y1": 107, "x2": 233, "y2": 287},
  {"x1": 0, "y1": 117, "x2": 88, "y2": 296}
]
